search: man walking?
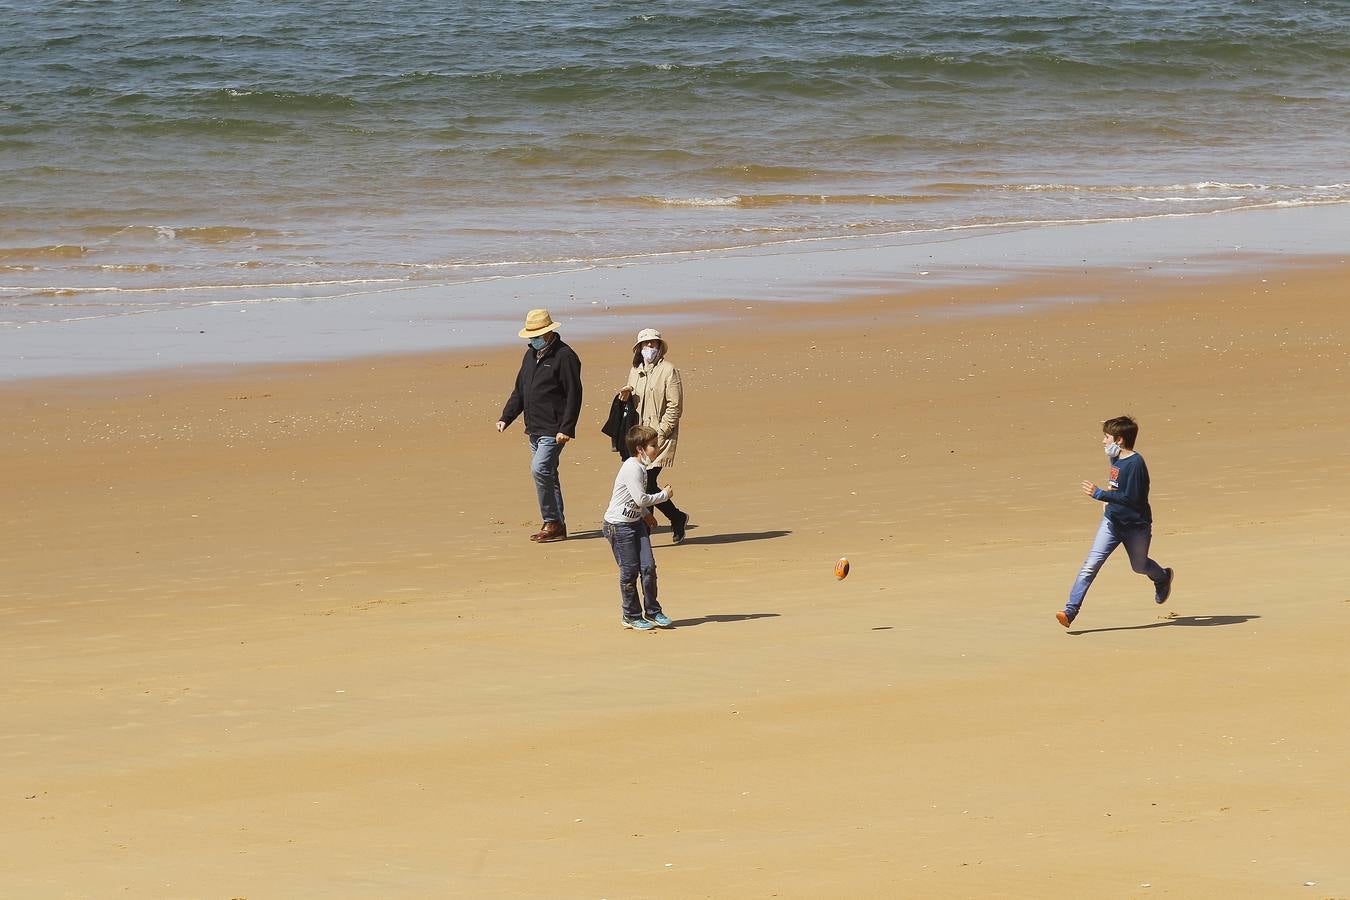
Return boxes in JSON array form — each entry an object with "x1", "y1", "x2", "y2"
[{"x1": 497, "y1": 309, "x2": 582, "y2": 543}]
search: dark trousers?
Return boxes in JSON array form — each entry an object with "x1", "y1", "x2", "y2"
[
  {"x1": 644, "y1": 467, "x2": 683, "y2": 522},
  {"x1": 602, "y1": 520, "x2": 661, "y2": 619}
]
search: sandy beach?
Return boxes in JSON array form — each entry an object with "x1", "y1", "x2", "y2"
[{"x1": 3, "y1": 258, "x2": 1349, "y2": 898}]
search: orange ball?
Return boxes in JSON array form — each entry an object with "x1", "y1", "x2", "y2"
[{"x1": 834, "y1": 557, "x2": 850, "y2": 580}]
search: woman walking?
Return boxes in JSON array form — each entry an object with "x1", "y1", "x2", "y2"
[{"x1": 617, "y1": 328, "x2": 689, "y2": 543}]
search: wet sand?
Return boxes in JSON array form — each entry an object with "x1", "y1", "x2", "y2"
[{"x1": 2, "y1": 260, "x2": 1349, "y2": 897}]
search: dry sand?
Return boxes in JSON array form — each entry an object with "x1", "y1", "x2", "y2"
[{"x1": 2, "y1": 260, "x2": 1349, "y2": 898}]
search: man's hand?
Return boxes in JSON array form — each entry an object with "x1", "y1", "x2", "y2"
[
  {"x1": 496, "y1": 421, "x2": 507, "y2": 433},
  {"x1": 662, "y1": 484, "x2": 675, "y2": 500},
  {"x1": 617, "y1": 386, "x2": 633, "y2": 401},
  {"x1": 1081, "y1": 480, "x2": 1098, "y2": 497},
  {"x1": 555, "y1": 433, "x2": 571, "y2": 445}
]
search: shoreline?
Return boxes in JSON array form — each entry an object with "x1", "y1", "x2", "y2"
[
  {"x1": 4, "y1": 250, "x2": 1344, "y2": 400},
  {"x1": 3, "y1": 201, "x2": 1349, "y2": 382}
]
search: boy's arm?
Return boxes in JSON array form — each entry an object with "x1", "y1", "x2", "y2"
[
  {"x1": 621, "y1": 463, "x2": 668, "y2": 508},
  {"x1": 1091, "y1": 463, "x2": 1149, "y2": 510}
]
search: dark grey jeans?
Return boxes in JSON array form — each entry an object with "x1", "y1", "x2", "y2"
[{"x1": 602, "y1": 519, "x2": 661, "y2": 619}]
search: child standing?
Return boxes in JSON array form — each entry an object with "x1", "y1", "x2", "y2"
[
  {"x1": 603, "y1": 425, "x2": 676, "y2": 631},
  {"x1": 1058, "y1": 416, "x2": 1175, "y2": 628}
]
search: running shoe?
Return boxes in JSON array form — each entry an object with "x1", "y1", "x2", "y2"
[{"x1": 1156, "y1": 567, "x2": 1175, "y2": 604}]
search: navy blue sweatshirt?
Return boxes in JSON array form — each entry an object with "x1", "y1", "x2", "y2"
[
  {"x1": 500, "y1": 338, "x2": 583, "y2": 438},
  {"x1": 1093, "y1": 452, "x2": 1153, "y2": 527}
]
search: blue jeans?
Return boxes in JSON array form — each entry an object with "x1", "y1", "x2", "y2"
[
  {"x1": 1067, "y1": 517, "x2": 1167, "y2": 618},
  {"x1": 602, "y1": 520, "x2": 661, "y2": 619},
  {"x1": 528, "y1": 434, "x2": 566, "y2": 524}
]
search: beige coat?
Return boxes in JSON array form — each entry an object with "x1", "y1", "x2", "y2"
[{"x1": 625, "y1": 358, "x2": 682, "y2": 469}]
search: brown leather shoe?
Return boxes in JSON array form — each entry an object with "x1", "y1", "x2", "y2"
[
  {"x1": 535, "y1": 521, "x2": 567, "y2": 543},
  {"x1": 529, "y1": 523, "x2": 548, "y2": 542}
]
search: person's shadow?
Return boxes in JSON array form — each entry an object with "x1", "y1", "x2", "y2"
[
  {"x1": 677, "y1": 529, "x2": 790, "y2": 546},
  {"x1": 562, "y1": 529, "x2": 607, "y2": 541},
  {"x1": 670, "y1": 612, "x2": 781, "y2": 628},
  {"x1": 1068, "y1": 614, "x2": 1261, "y2": 635},
  {"x1": 562, "y1": 527, "x2": 791, "y2": 546}
]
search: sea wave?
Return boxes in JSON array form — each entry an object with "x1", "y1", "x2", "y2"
[
  {"x1": 173, "y1": 225, "x2": 283, "y2": 243},
  {"x1": 123, "y1": 116, "x2": 297, "y2": 138},
  {"x1": 210, "y1": 88, "x2": 359, "y2": 109},
  {"x1": 1, "y1": 276, "x2": 410, "y2": 298},
  {"x1": 695, "y1": 164, "x2": 828, "y2": 182},
  {"x1": 485, "y1": 144, "x2": 699, "y2": 167},
  {"x1": 63, "y1": 224, "x2": 286, "y2": 244},
  {"x1": 633, "y1": 196, "x2": 742, "y2": 208},
  {"x1": 348, "y1": 37, "x2": 1350, "y2": 103},
  {"x1": 922, "y1": 181, "x2": 1350, "y2": 198},
  {"x1": 621, "y1": 193, "x2": 950, "y2": 208},
  {"x1": 0, "y1": 245, "x2": 91, "y2": 261},
  {"x1": 620, "y1": 10, "x2": 807, "y2": 30}
]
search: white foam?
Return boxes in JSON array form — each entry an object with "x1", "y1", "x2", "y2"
[
  {"x1": 643, "y1": 195, "x2": 742, "y2": 207},
  {"x1": 1136, "y1": 196, "x2": 1246, "y2": 203},
  {"x1": 1011, "y1": 181, "x2": 1350, "y2": 195}
]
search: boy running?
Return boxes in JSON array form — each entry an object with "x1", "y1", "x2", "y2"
[{"x1": 1058, "y1": 416, "x2": 1175, "y2": 628}]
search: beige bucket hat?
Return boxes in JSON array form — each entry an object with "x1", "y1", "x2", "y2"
[
  {"x1": 632, "y1": 327, "x2": 667, "y2": 354},
  {"x1": 631, "y1": 327, "x2": 668, "y2": 366},
  {"x1": 518, "y1": 309, "x2": 562, "y2": 339}
]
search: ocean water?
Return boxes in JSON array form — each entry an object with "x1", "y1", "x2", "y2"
[{"x1": 2, "y1": 0, "x2": 1348, "y2": 369}]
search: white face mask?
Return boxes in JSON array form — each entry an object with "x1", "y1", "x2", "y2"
[
  {"x1": 641, "y1": 346, "x2": 660, "y2": 364},
  {"x1": 1105, "y1": 441, "x2": 1122, "y2": 459}
]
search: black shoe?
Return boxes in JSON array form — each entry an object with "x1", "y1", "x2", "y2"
[
  {"x1": 671, "y1": 510, "x2": 689, "y2": 543},
  {"x1": 1155, "y1": 567, "x2": 1175, "y2": 604}
]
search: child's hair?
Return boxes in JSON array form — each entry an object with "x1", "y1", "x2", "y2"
[
  {"x1": 1102, "y1": 415, "x2": 1139, "y2": 449},
  {"x1": 625, "y1": 424, "x2": 660, "y2": 456}
]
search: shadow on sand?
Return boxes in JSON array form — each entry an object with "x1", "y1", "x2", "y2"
[
  {"x1": 553, "y1": 526, "x2": 790, "y2": 547},
  {"x1": 561, "y1": 529, "x2": 606, "y2": 541},
  {"x1": 670, "y1": 612, "x2": 781, "y2": 628},
  {"x1": 1068, "y1": 614, "x2": 1261, "y2": 636},
  {"x1": 677, "y1": 529, "x2": 791, "y2": 546},
  {"x1": 563, "y1": 523, "x2": 705, "y2": 542}
]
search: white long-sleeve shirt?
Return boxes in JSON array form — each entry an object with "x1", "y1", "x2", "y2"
[{"x1": 603, "y1": 457, "x2": 669, "y2": 524}]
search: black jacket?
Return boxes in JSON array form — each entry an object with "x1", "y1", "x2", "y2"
[
  {"x1": 500, "y1": 338, "x2": 583, "y2": 438},
  {"x1": 601, "y1": 394, "x2": 639, "y2": 459}
]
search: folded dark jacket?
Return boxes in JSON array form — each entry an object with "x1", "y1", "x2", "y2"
[{"x1": 601, "y1": 395, "x2": 639, "y2": 459}]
